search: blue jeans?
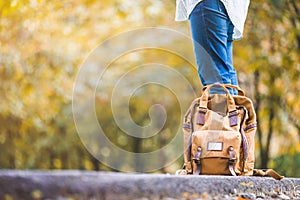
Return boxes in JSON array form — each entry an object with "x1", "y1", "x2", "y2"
[{"x1": 190, "y1": 0, "x2": 238, "y2": 94}]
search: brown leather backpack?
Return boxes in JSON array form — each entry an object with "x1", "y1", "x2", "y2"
[
  {"x1": 177, "y1": 83, "x2": 257, "y2": 176},
  {"x1": 176, "y1": 83, "x2": 283, "y2": 180}
]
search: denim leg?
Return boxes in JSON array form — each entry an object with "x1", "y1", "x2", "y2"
[
  {"x1": 189, "y1": 1, "x2": 221, "y2": 86},
  {"x1": 189, "y1": 0, "x2": 238, "y2": 94},
  {"x1": 226, "y1": 22, "x2": 238, "y2": 94}
]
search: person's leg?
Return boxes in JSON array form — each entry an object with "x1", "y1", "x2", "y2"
[
  {"x1": 226, "y1": 22, "x2": 239, "y2": 94},
  {"x1": 189, "y1": 0, "x2": 238, "y2": 94},
  {"x1": 189, "y1": 0, "x2": 221, "y2": 86}
]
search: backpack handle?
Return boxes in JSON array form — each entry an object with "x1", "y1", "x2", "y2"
[
  {"x1": 200, "y1": 83, "x2": 236, "y2": 113},
  {"x1": 202, "y1": 84, "x2": 245, "y2": 96}
]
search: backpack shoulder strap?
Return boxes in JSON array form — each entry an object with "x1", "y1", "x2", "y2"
[{"x1": 253, "y1": 169, "x2": 284, "y2": 180}]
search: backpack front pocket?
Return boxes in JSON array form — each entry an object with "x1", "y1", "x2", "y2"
[{"x1": 191, "y1": 130, "x2": 242, "y2": 175}]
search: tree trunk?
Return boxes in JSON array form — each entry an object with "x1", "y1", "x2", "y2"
[
  {"x1": 254, "y1": 70, "x2": 266, "y2": 168},
  {"x1": 260, "y1": 103, "x2": 274, "y2": 168},
  {"x1": 133, "y1": 137, "x2": 143, "y2": 172}
]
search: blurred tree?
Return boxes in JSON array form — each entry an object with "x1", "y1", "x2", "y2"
[{"x1": 242, "y1": 0, "x2": 300, "y2": 171}]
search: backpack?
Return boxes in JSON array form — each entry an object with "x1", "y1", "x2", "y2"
[{"x1": 176, "y1": 83, "x2": 283, "y2": 179}]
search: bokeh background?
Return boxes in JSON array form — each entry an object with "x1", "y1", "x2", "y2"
[{"x1": 1, "y1": 0, "x2": 300, "y2": 177}]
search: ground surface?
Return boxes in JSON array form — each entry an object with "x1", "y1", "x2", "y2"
[{"x1": 0, "y1": 170, "x2": 299, "y2": 199}]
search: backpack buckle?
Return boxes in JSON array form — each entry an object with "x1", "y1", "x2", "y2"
[
  {"x1": 229, "y1": 110, "x2": 239, "y2": 126},
  {"x1": 193, "y1": 146, "x2": 202, "y2": 175},
  {"x1": 193, "y1": 146, "x2": 202, "y2": 164},
  {"x1": 229, "y1": 157, "x2": 236, "y2": 165},
  {"x1": 228, "y1": 146, "x2": 237, "y2": 176}
]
